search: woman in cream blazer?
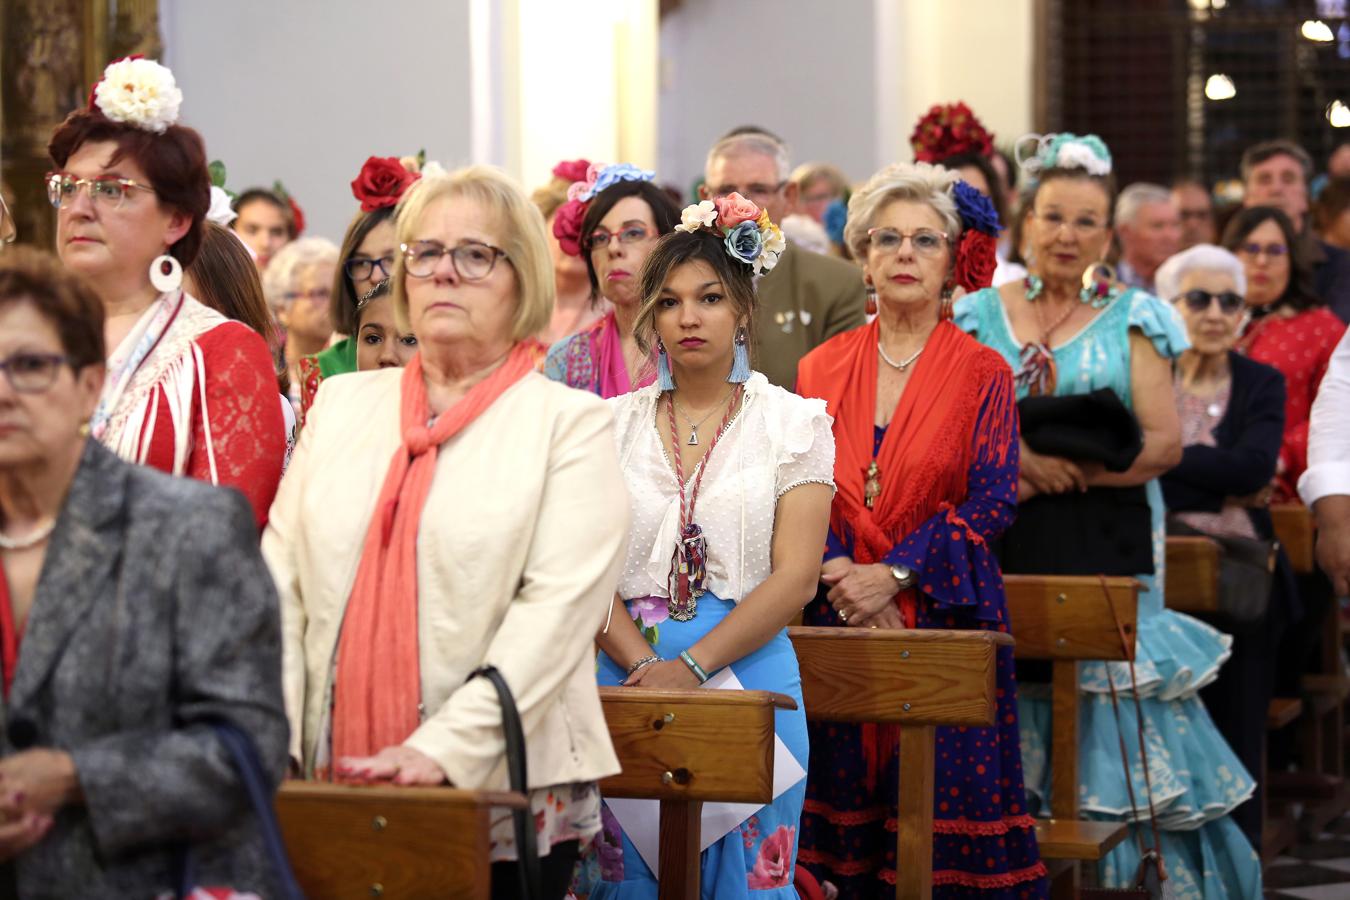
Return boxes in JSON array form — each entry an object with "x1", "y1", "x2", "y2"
[{"x1": 263, "y1": 166, "x2": 628, "y2": 898}]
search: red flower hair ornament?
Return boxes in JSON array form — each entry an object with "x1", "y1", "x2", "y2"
[
  {"x1": 910, "y1": 101, "x2": 994, "y2": 163},
  {"x1": 351, "y1": 156, "x2": 422, "y2": 212}
]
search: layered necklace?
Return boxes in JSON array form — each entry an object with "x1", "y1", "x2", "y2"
[
  {"x1": 865, "y1": 326, "x2": 934, "y2": 509},
  {"x1": 1015, "y1": 276, "x2": 1078, "y2": 396},
  {"x1": 664, "y1": 384, "x2": 743, "y2": 621}
]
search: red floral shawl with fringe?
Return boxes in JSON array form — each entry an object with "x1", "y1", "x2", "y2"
[{"x1": 797, "y1": 319, "x2": 1014, "y2": 785}]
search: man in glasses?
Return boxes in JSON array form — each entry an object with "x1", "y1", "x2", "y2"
[
  {"x1": 1241, "y1": 139, "x2": 1350, "y2": 322},
  {"x1": 700, "y1": 128, "x2": 865, "y2": 388}
]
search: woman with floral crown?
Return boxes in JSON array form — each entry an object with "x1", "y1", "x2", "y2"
[
  {"x1": 46, "y1": 57, "x2": 285, "y2": 528},
  {"x1": 954, "y1": 134, "x2": 1261, "y2": 897},
  {"x1": 795, "y1": 162, "x2": 1046, "y2": 896},
  {"x1": 543, "y1": 163, "x2": 680, "y2": 398},
  {"x1": 589, "y1": 194, "x2": 834, "y2": 897}
]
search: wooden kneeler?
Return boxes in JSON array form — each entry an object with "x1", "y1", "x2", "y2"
[
  {"x1": 275, "y1": 781, "x2": 527, "y2": 898},
  {"x1": 788, "y1": 626, "x2": 1012, "y2": 900},
  {"x1": 1002, "y1": 574, "x2": 1138, "y2": 898},
  {"x1": 599, "y1": 686, "x2": 795, "y2": 900}
]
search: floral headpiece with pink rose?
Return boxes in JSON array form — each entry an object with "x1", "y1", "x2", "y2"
[
  {"x1": 674, "y1": 193, "x2": 785, "y2": 277},
  {"x1": 552, "y1": 162, "x2": 656, "y2": 256},
  {"x1": 87, "y1": 56, "x2": 183, "y2": 134},
  {"x1": 910, "y1": 101, "x2": 994, "y2": 163}
]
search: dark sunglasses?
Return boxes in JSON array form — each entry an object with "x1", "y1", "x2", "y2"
[{"x1": 1175, "y1": 289, "x2": 1244, "y2": 314}]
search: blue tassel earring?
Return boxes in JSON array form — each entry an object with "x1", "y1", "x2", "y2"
[
  {"x1": 657, "y1": 338, "x2": 676, "y2": 390},
  {"x1": 727, "y1": 327, "x2": 751, "y2": 383}
]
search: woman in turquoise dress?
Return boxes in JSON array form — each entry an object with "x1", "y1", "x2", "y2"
[{"x1": 954, "y1": 134, "x2": 1261, "y2": 898}]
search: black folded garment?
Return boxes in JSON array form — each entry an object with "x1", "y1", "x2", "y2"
[
  {"x1": 1018, "y1": 388, "x2": 1143, "y2": 473},
  {"x1": 998, "y1": 389, "x2": 1154, "y2": 576}
]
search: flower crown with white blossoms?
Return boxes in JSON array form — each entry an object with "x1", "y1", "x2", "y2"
[
  {"x1": 1015, "y1": 132, "x2": 1113, "y2": 184},
  {"x1": 675, "y1": 193, "x2": 785, "y2": 276},
  {"x1": 88, "y1": 56, "x2": 183, "y2": 134},
  {"x1": 552, "y1": 162, "x2": 656, "y2": 257}
]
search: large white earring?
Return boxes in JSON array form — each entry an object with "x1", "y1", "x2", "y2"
[{"x1": 149, "y1": 254, "x2": 183, "y2": 294}]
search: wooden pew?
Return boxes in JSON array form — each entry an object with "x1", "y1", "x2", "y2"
[
  {"x1": 788, "y1": 626, "x2": 1011, "y2": 900},
  {"x1": 1002, "y1": 574, "x2": 1138, "y2": 898},
  {"x1": 598, "y1": 686, "x2": 794, "y2": 900},
  {"x1": 276, "y1": 781, "x2": 527, "y2": 898},
  {"x1": 1272, "y1": 503, "x2": 1315, "y2": 575},
  {"x1": 1163, "y1": 536, "x2": 1220, "y2": 614}
]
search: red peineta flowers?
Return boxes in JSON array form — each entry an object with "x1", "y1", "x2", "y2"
[
  {"x1": 911, "y1": 102, "x2": 995, "y2": 163},
  {"x1": 953, "y1": 229, "x2": 998, "y2": 292},
  {"x1": 351, "y1": 156, "x2": 421, "y2": 213}
]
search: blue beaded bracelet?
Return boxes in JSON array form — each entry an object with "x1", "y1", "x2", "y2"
[{"x1": 679, "y1": 650, "x2": 710, "y2": 683}]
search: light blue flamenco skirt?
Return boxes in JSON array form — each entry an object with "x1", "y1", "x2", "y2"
[
  {"x1": 1016, "y1": 485, "x2": 1262, "y2": 899},
  {"x1": 589, "y1": 593, "x2": 808, "y2": 899}
]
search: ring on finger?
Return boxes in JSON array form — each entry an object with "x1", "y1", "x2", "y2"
[{"x1": 838, "y1": 609, "x2": 848, "y2": 622}]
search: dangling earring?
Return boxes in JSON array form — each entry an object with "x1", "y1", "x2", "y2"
[
  {"x1": 149, "y1": 254, "x2": 183, "y2": 294},
  {"x1": 656, "y1": 338, "x2": 676, "y2": 391},
  {"x1": 865, "y1": 284, "x2": 878, "y2": 316},
  {"x1": 1078, "y1": 262, "x2": 1120, "y2": 309},
  {"x1": 727, "y1": 327, "x2": 751, "y2": 383}
]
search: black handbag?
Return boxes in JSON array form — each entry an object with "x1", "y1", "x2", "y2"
[
  {"x1": 1166, "y1": 518, "x2": 1277, "y2": 627},
  {"x1": 466, "y1": 665, "x2": 541, "y2": 900}
]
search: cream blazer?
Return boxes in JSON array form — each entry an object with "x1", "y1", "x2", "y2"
[{"x1": 262, "y1": 368, "x2": 627, "y2": 792}]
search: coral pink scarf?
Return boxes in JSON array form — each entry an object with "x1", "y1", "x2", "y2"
[{"x1": 332, "y1": 344, "x2": 535, "y2": 762}]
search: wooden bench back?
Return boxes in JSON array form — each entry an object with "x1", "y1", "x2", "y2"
[
  {"x1": 789, "y1": 627, "x2": 1011, "y2": 900},
  {"x1": 1272, "y1": 503, "x2": 1315, "y2": 574},
  {"x1": 599, "y1": 687, "x2": 793, "y2": 900},
  {"x1": 276, "y1": 781, "x2": 525, "y2": 899},
  {"x1": 1003, "y1": 576, "x2": 1138, "y2": 823}
]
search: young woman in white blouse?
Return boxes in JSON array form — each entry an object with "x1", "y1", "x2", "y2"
[{"x1": 590, "y1": 198, "x2": 835, "y2": 898}]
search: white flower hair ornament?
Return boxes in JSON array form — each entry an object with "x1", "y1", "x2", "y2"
[
  {"x1": 1014, "y1": 132, "x2": 1113, "y2": 183},
  {"x1": 89, "y1": 56, "x2": 183, "y2": 134},
  {"x1": 675, "y1": 193, "x2": 784, "y2": 276},
  {"x1": 206, "y1": 186, "x2": 236, "y2": 227}
]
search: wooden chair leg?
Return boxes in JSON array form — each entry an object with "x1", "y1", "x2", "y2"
[
  {"x1": 896, "y1": 725, "x2": 935, "y2": 900},
  {"x1": 658, "y1": 799, "x2": 702, "y2": 900}
]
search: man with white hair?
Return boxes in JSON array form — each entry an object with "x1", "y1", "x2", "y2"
[
  {"x1": 1115, "y1": 182, "x2": 1181, "y2": 294},
  {"x1": 700, "y1": 128, "x2": 865, "y2": 387}
]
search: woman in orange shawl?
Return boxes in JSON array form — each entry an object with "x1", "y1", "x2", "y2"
[{"x1": 795, "y1": 162, "x2": 1046, "y2": 897}]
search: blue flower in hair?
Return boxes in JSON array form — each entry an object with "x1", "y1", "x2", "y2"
[
  {"x1": 823, "y1": 199, "x2": 848, "y2": 247},
  {"x1": 587, "y1": 163, "x2": 655, "y2": 200},
  {"x1": 952, "y1": 180, "x2": 1002, "y2": 236},
  {"x1": 724, "y1": 220, "x2": 764, "y2": 267}
]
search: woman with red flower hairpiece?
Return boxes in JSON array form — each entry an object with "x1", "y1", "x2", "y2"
[
  {"x1": 47, "y1": 57, "x2": 286, "y2": 528},
  {"x1": 794, "y1": 161, "x2": 1049, "y2": 897}
]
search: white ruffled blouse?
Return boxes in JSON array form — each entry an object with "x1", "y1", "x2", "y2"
[{"x1": 610, "y1": 372, "x2": 836, "y2": 602}]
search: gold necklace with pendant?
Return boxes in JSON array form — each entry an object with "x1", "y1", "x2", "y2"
[{"x1": 672, "y1": 387, "x2": 734, "y2": 446}]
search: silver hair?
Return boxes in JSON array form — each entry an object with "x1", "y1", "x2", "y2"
[
  {"x1": 262, "y1": 236, "x2": 339, "y2": 307},
  {"x1": 705, "y1": 133, "x2": 791, "y2": 183},
  {"x1": 1115, "y1": 182, "x2": 1174, "y2": 227},
  {"x1": 1154, "y1": 243, "x2": 1247, "y2": 301},
  {"x1": 843, "y1": 162, "x2": 961, "y2": 261}
]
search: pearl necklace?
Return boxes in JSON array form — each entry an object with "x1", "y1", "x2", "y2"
[
  {"x1": 877, "y1": 341, "x2": 924, "y2": 371},
  {"x1": 0, "y1": 519, "x2": 55, "y2": 551}
]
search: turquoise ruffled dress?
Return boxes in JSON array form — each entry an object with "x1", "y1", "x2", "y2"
[{"x1": 954, "y1": 287, "x2": 1262, "y2": 899}]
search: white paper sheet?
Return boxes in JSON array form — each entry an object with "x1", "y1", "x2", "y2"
[{"x1": 605, "y1": 669, "x2": 806, "y2": 876}]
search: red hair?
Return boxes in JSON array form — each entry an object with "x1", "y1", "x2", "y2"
[{"x1": 48, "y1": 109, "x2": 210, "y2": 266}]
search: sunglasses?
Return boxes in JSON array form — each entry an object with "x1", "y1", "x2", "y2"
[{"x1": 1175, "y1": 289, "x2": 1244, "y2": 314}]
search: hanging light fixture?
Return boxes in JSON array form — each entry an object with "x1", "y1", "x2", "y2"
[
  {"x1": 1205, "y1": 74, "x2": 1237, "y2": 100},
  {"x1": 1328, "y1": 100, "x2": 1350, "y2": 128}
]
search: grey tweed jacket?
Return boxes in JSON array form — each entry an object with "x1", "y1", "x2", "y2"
[{"x1": 0, "y1": 440, "x2": 288, "y2": 899}]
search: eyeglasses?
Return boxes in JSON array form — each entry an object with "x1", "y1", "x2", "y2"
[
  {"x1": 866, "y1": 227, "x2": 950, "y2": 256},
  {"x1": 584, "y1": 223, "x2": 654, "y2": 252},
  {"x1": 0, "y1": 195, "x2": 15, "y2": 246},
  {"x1": 401, "y1": 240, "x2": 508, "y2": 281},
  {"x1": 45, "y1": 172, "x2": 154, "y2": 211},
  {"x1": 1237, "y1": 242, "x2": 1288, "y2": 260},
  {"x1": 1175, "y1": 289, "x2": 1245, "y2": 315},
  {"x1": 707, "y1": 182, "x2": 785, "y2": 204},
  {"x1": 0, "y1": 352, "x2": 71, "y2": 394},
  {"x1": 1034, "y1": 210, "x2": 1107, "y2": 234},
  {"x1": 345, "y1": 254, "x2": 395, "y2": 282},
  {"x1": 282, "y1": 288, "x2": 332, "y2": 305}
]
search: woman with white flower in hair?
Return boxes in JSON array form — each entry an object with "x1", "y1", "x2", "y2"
[
  {"x1": 954, "y1": 134, "x2": 1261, "y2": 897},
  {"x1": 590, "y1": 195, "x2": 833, "y2": 897},
  {"x1": 46, "y1": 57, "x2": 286, "y2": 528}
]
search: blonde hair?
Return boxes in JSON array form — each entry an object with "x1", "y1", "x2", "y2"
[
  {"x1": 789, "y1": 162, "x2": 849, "y2": 197},
  {"x1": 531, "y1": 176, "x2": 571, "y2": 222},
  {"x1": 392, "y1": 165, "x2": 554, "y2": 340},
  {"x1": 844, "y1": 162, "x2": 961, "y2": 261}
]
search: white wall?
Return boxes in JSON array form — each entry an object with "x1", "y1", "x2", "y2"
[
  {"x1": 161, "y1": 0, "x2": 474, "y2": 241},
  {"x1": 657, "y1": 0, "x2": 879, "y2": 194}
]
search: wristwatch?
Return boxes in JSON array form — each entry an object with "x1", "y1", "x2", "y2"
[{"x1": 890, "y1": 564, "x2": 916, "y2": 590}]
